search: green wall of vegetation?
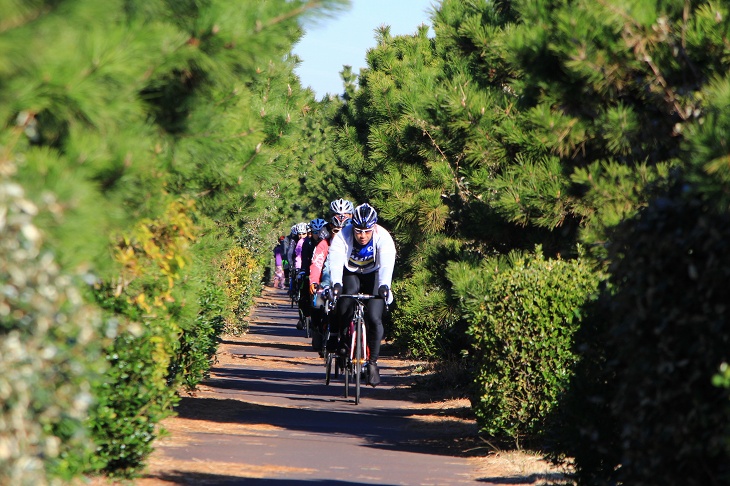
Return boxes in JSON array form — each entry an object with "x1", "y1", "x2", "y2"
[{"x1": 1, "y1": 0, "x2": 729, "y2": 484}]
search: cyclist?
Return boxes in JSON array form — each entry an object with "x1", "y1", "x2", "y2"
[
  {"x1": 297, "y1": 218, "x2": 327, "y2": 331},
  {"x1": 292, "y1": 222, "x2": 309, "y2": 328},
  {"x1": 282, "y1": 225, "x2": 297, "y2": 293},
  {"x1": 308, "y1": 212, "x2": 349, "y2": 353},
  {"x1": 285, "y1": 224, "x2": 299, "y2": 297},
  {"x1": 309, "y1": 199, "x2": 354, "y2": 353},
  {"x1": 329, "y1": 203, "x2": 396, "y2": 387},
  {"x1": 273, "y1": 236, "x2": 286, "y2": 289}
]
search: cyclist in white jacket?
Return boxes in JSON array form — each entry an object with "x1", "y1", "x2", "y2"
[{"x1": 330, "y1": 203, "x2": 396, "y2": 387}]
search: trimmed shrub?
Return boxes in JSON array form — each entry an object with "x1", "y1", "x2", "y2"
[
  {"x1": 87, "y1": 201, "x2": 196, "y2": 478},
  {"x1": 169, "y1": 279, "x2": 226, "y2": 390},
  {"x1": 466, "y1": 248, "x2": 601, "y2": 445},
  {"x1": 218, "y1": 246, "x2": 263, "y2": 336}
]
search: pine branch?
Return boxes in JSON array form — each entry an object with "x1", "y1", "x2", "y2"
[
  {"x1": 0, "y1": 2, "x2": 55, "y2": 34},
  {"x1": 407, "y1": 114, "x2": 473, "y2": 203},
  {"x1": 595, "y1": 0, "x2": 696, "y2": 120},
  {"x1": 255, "y1": 0, "x2": 329, "y2": 33}
]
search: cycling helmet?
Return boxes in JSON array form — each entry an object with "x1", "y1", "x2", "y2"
[
  {"x1": 351, "y1": 203, "x2": 378, "y2": 229},
  {"x1": 331, "y1": 213, "x2": 350, "y2": 228},
  {"x1": 330, "y1": 198, "x2": 354, "y2": 215},
  {"x1": 310, "y1": 218, "x2": 327, "y2": 232},
  {"x1": 290, "y1": 224, "x2": 297, "y2": 235},
  {"x1": 318, "y1": 226, "x2": 331, "y2": 241},
  {"x1": 295, "y1": 222, "x2": 308, "y2": 235}
]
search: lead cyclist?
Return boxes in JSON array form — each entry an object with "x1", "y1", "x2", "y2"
[{"x1": 329, "y1": 203, "x2": 396, "y2": 387}]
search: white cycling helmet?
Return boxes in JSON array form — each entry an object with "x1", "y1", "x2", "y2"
[
  {"x1": 310, "y1": 218, "x2": 327, "y2": 232},
  {"x1": 295, "y1": 222, "x2": 308, "y2": 235},
  {"x1": 330, "y1": 198, "x2": 354, "y2": 215},
  {"x1": 290, "y1": 224, "x2": 297, "y2": 235}
]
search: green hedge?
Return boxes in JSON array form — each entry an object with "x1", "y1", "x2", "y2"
[
  {"x1": 86, "y1": 201, "x2": 197, "y2": 478},
  {"x1": 558, "y1": 183, "x2": 730, "y2": 485},
  {"x1": 465, "y1": 248, "x2": 601, "y2": 445}
]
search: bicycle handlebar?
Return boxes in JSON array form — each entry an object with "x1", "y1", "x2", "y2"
[
  {"x1": 337, "y1": 293, "x2": 377, "y2": 300},
  {"x1": 333, "y1": 292, "x2": 389, "y2": 312}
]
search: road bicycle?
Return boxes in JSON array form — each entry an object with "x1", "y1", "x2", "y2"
[
  {"x1": 289, "y1": 272, "x2": 300, "y2": 308},
  {"x1": 318, "y1": 290, "x2": 339, "y2": 386},
  {"x1": 291, "y1": 272, "x2": 311, "y2": 337},
  {"x1": 334, "y1": 293, "x2": 376, "y2": 405},
  {"x1": 310, "y1": 287, "x2": 339, "y2": 386}
]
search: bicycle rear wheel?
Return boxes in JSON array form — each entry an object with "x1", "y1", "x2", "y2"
[
  {"x1": 325, "y1": 351, "x2": 333, "y2": 385},
  {"x1": 334, "y1": 355, "x2": 341, "y2": 378},
  {"x1": 344, "y1": 357, "x2": 350, "y2": 398}
]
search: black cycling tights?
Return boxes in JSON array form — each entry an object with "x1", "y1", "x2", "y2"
[{"x1": 335, "y1": 270, "x2": 385, "y2": 362}]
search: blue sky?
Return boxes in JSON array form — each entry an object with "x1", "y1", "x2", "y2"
[{"x1": 292, "y1": 0, "x2": 437, "y2": 99}]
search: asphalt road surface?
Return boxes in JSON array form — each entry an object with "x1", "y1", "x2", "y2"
[{"x1": 144, "y1": 287, "x2": 546, "y2": 485}]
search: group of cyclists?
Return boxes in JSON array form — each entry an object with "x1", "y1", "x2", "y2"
[{"x1": 272, "y1": 199, "x2": 396, "y2": 387}]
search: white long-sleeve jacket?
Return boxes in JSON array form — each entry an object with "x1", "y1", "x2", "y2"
[{"x1": 328, "y1": 224, "x2": 396, "y2": 303}]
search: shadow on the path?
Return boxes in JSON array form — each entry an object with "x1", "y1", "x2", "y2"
[
  {"x1": 207, "y1": 365, "x2": 417, "y2": 396},
  {"x1": 477, "y1": 473, "x2": 569, "y2": 484},
  {"x1": 146, "y1": 470, "x2": 399, "y2": 485},
  {"x1": 222, "y1": 340, "x2": 311, "y2": 353},
  {"x1": 174, "y1": 389, "x2": 480, "y2": 459}
]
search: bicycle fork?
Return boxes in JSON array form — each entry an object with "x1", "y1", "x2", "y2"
[{"x1": 348, "y1": 320, "x2": 369, "y2": 365}]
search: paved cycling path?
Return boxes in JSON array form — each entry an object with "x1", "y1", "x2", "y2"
[{"x1": 140, "y1": 287, "x2": 555, "y2": 485}]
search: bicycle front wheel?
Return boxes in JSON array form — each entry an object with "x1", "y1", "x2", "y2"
[{"x1": 354, "y1": 319, "x2": 364, "y2": 404}]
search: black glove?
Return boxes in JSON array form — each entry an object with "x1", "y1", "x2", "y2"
[
  {"x1": 378, "y1": 284, "x2": 390, "y2": 300},
  {"x1": 332, "y1": 283, "x2": 342, "y2": 297}
]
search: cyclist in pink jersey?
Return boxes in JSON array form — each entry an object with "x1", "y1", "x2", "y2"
[{"x1": 309, "y1": 204, "x2": 352, "y2": 354}]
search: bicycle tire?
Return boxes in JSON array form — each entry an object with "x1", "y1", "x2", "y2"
[
  {"x1": 344, "y1": 357, "x2": 350, "y2": 398},
  {"x1": 354, "y1": 318, "x2": 363, "y2": 404},
  {"x1": 305, "y1": 316, "x2": 311, "y2": 338},
  {"x1": 325, "y1": 351, "x2": 333, "y2": 385}
]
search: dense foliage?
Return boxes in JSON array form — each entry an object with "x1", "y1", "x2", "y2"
[
  {"x1": 555, "y1": 180, "x2": 730, "y2": 485},
  {"x1": 321, "y1": 0, "x2": 730, "y2": 482},
  {"x1": 3, "y1": 0, "x2": 730, "y2": 483},
  {"x1": 0, "y1": 0, "x2": 347, "y2": 481}
]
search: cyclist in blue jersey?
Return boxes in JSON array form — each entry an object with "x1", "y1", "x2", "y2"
[
  {"x1": 329, "y1": 203, "x2": 396, "y2": 387},
  {"x1": 297, "y1": 218, "x2": 327, "y2": 330}
]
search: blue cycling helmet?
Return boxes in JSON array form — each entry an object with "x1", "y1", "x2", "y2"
[
  {"x1": 310, "y1": 218, "x2": 327, "y2": 232},
  {"x1": 351, "y1": 203, "x2": 378, "y2": 229}
]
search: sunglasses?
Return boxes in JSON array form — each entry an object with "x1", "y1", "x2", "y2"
[{"x1": 353, "y1": 228, "x2": 373, "y2": 235}]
